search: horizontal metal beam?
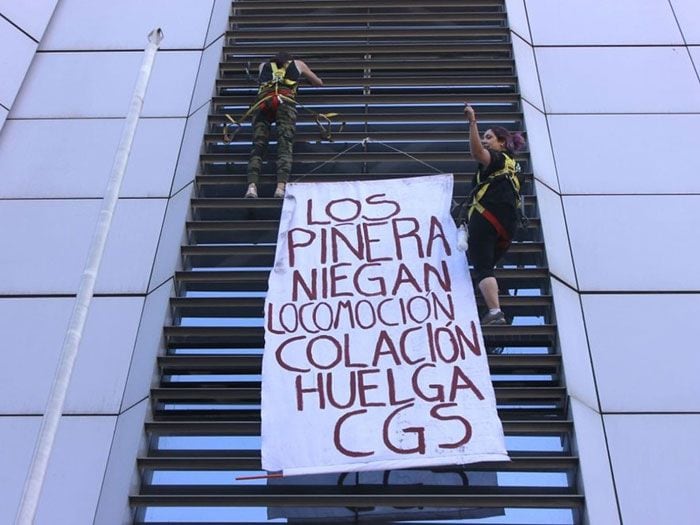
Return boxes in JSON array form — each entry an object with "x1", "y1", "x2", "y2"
[
  {"x1": 229, "y1": 28, "x2": 509, "y2": 41},
  {"x1": 130, "y1": 492, "x2": 583, "y2": 508},
  {"x1": 137, "y1": 454, "x2": 577, "y2": 472},
  {"x1": 217, "y1": 75, "x2": 516, "y2": 89},
  {"x1": 223, "y1": 42, "x2": 512, "y2": 57},
  {"x1": 213, "y1": 93, "x2": 519, "y2": 107},
  {"x1": 170, "y1": 294, "x2": 552, "y2": 318},
  {"x1": 230, "y1": 0, "x2": 506, "y2": 11},
  {"x1": 158, "y1": 353, "x2": 560, "y2": 375},
  {"x1": 207, "y1": 111, "x2": 524, "y2": 125},
  {"x1": 174, "y1": 267, "x2": 552, "y2": 292},
  {"x1": 221, "y1": 58, "x2": 514, "y2": 73},
  {"x1": 145, "y1": 419, "x2": 571, "y2": 436},
  {"x1": 163, "y1": 325, "x2": 555, "y2": 348},
  {"x1": 230, "y1": 14, "x2": 506, "y2": 25}
]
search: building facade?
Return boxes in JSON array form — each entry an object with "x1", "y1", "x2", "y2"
[{"x1": 0, "y1": 1, "x2": 698, "y2": 524}]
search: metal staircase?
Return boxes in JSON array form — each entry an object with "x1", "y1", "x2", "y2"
[{"x1": 131, "y1": 0, "x2": 584, "y2": 523}]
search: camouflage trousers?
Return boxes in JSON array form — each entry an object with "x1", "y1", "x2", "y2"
[{"x1": 246, "y1": 102, "x2": 297, "y2": 185}]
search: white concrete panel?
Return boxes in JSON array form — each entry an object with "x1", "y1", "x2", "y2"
[
  {"x1": 534, "y1": 181, "x2": 577, "y2": 287},
  {"x1": 564, "y1": 195, "x2": 700, "y2": 291},
  {"x1": 504, "y1": 0, "x2": 530, "y2": 43},
  {"x1": 551, "y1": 281, "x2": 598, "y2": 410},
  {"x1": 0, "y1": 118, "x2": 185, "y2": 198},
  {"x1": 0, "y1": 198, "x2": 166, "y2": 294},
  {"x1": 0, "y1": 105, "x2": 7, "y2": 130},
  {"x1": 40, "y1": 0, "x2": 213, "y2": 50},
  {"x1": 0, "y1": 0, "x2": 57, "y2": 40},
  {"x1": 34, "y1": 416, "x2": 116, "y2": 525},
  {"x1": 671, "y1": 0, "x2": 700, "y2": 44},
  {"x1": 94, "y1": 400, "x2": 148, "y2": 525},
  {"x1": 149, "y1": 185, "x2": 192, "y2": 292},
  {"x1": 583, "y1": 294, "x2": 700, "y2": 412},
  {"x1": 173, "y1": 102, "x2": 208, "y2": 193},
  {"x1": 511, "y1": 34, "x2": 542, "y2": 111},
  {"x1": 0, "y1": 297, "x2": 143, "y2": 413},
  {"x1": 206, "y1": 0, "x2": 232, "y2": 47},
  {"x1": 97, "y1": 198, "x2": 168, "y2": 293},
  {"x1": 122, "y1": 282, "x2": 173, "y2": 411},
  {"x1": 689, "y1": 46, "x2": 700, "y2": 77},
  {"x1": 522, "y1": 101, "x2": 557, "y2": 190},
  {"x1": 526, "y1": 0, "x2": 683, "y2": 45},
  {"x1": 605, "y1": 414, "x2": 700, "y2": 525},
  {"x1": 10, "y1": 51, "x2": 200, "y2": 118},
  {"x1": 0, "y1": 417, "x2": 40, "y2": 525},
  {"x1": 0, "y1": 17, "x2": 38, "y2": 108},
  {"x1": 536, "y1": 47, "x2": 700, "y2": 113},
  {"x1": 570, "y1": 400, "x2": 620, "y2": 525},
  {"x1": 550, "y1": 114, "x2": 700, "y2": 195},
  {"x1": 190, "y1": 34, "x2": 224, "y2": 114}
]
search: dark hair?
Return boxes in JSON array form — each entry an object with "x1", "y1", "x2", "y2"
[
  {"x1": 491, "y1": 126, "x2": 525, "y2": 154},
  {"x1": 273, "y1": 51, "x2": 292, "y2": 68}
]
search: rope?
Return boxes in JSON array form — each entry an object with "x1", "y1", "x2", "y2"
[
  {"x1": 292, "y1": 142, "x2": 364, "y2": 182},
  {"x1": 363, "y1": 137, "x2": 444, "y2": 174},
  {"x1": 292, "y1": 136, "x2": 444, "y2": 183}
]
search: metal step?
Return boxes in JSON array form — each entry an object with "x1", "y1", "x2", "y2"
[
  {"x1": 220, "y1": 58, "x2": 515, "y2": 73},
  {"x1": 229, "y1": 0, "x2": 507, "y2": 10},
  {"x1": 131, "y1": 492, "x2": 583, "y2": 510},
  {"x1": 174, "y1": 267, "x2": 552, "y2": 292},
  {"x1": 207, "y1": 110, "x2": 524, "y2": 126},
  {"x1": 163, "y1": 324, "x2": 557, "y2": 349},
  {"x1": 170, "y1": 294, "x2": 552, "y2": 318},
  {"x1": 144, "y1": 418, "x2": 571, "y2": 437},
  {"x1": 213, "y1": 92, "x2": 519, "y2": 109},
  {"x1": 180, "y1": 242, "x2": 546, "y2": 269},
  {"x1": 185, "y1": 218, "x2": 542, "y2": 244},
  {"x1": 137, "y1": 454, "x2": 578, "y2": 472},
  {"x1": 157, "y1": 353, "x2": 561, "y2": 376}
]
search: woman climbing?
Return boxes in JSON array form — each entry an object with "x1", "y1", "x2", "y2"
[{"x1": 463, "y1": 103, "x2": 525, "y2": 325}]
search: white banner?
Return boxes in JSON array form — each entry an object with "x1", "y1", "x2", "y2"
[{"x1": 261, "y1": 174, "x2": 508, "y2": 476}]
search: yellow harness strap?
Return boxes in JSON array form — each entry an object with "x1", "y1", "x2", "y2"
[
  {"x1": 222, "y1": 62, "x2": 344, "y2": 143},
  {"x1": 467, "y1": 153, "x2": 521, "y2": 220},
  {"x1": 258, "y1": 61, "x2": 298, "y2": 98}
]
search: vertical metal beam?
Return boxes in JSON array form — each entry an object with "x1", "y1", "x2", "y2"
[{"x1": 15, "y1": 29, "x2": 163, "y2": 525}]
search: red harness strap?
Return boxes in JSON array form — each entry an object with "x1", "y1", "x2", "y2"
[
  {"x1": 479, "y1": 208, "x2": 512, "y2": 252},
  {"x1": 257, "y1": 88, "x2": 295, "y2": 118}
]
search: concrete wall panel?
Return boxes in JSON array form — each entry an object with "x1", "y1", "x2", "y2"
[
  {"x1": 0, "y1": 17, "x2": 38, "y2": 108},
  {"x1": 0, "y1": 118, "x2": 185, "y2": 198},
  {"x1": 563, "y1": 195, "x2": 700, "y2": 291},
  {"x1": 536, "y1": 47, "x2": 700, "y2": 113},
  {"x1": 605, "y1": 414, "x2": 700, "y2": 525},
  {"x1": 526, "y1": 0, "x2": 683, "y2": 45},
  {"x1": 549, "y1": 114, "x2": 700, "y2": 195},
  {"x1": 40, "y1": 0, "x2": 214, "y2": 50},
  {"x1": 10, "y1": 51, "x2": 200, "y2": 118}
]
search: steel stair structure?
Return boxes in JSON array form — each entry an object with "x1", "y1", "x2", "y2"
[{"x1": 131, "y1": 0, "x2": 585, "y2": 523}]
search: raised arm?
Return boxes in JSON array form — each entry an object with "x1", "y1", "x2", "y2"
[
  {"x1": 295, "y1": 59, "x2": 324, "y2": 86},
  {"x1": 464, "y1": 103, "x2": 491, "y2": 166}
]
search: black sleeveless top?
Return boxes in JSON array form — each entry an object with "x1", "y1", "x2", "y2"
[{"x1": 259, "y1": 60, "x2": 301, "y2": 84}]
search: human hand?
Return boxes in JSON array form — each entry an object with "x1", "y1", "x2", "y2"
[{"x1": 464, "y1": 103, "x2": 476, "y2": 122}]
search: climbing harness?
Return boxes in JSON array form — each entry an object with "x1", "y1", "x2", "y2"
[
  {"x1": 467, "y1": 152, "x2": 521, "y2": 221},
  {"x1": 453, "y1": 152, "x2": 527, "y2": 233},
  {"x1": 223, "y1": 61, "x2": 344, "y2": 143}
]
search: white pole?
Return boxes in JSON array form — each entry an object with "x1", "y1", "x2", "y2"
[{"x1": 15, "y1": 28, "x2": 164, "y2": 525}]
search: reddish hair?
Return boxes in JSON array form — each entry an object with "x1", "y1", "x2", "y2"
[{"x1": 491, "y1": 126, "x2": 525, "y2": 154}]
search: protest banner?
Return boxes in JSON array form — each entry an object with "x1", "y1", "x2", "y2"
[{"x1": 261, "y1": 174, "x2": 508, "y2": 476}]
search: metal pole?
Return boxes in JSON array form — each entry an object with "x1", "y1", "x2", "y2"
[{"x1": 15, "y1": 28, "x2": 164, "y2": 525}]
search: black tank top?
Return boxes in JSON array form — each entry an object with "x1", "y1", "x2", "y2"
[{"x1": 259, "y1": 60, "x2": 301, "y2": 83}]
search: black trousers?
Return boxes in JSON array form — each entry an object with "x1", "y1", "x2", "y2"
[{"x1": 467, "y1": 206, "x2": 517, "y2": 282}]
